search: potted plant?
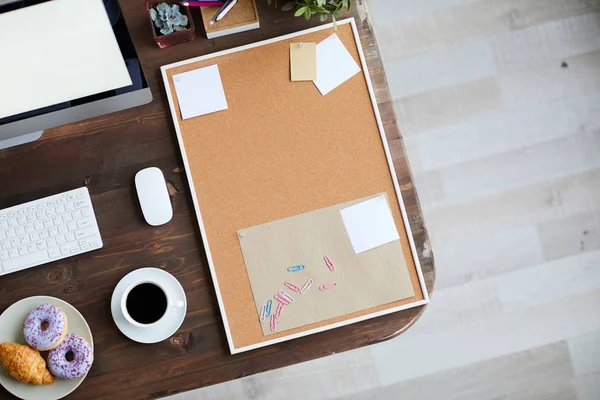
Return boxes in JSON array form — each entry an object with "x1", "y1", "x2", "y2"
[
  {"x1": 268, "y1": 0, "x2": 352, "y2": 25},
  {"x1": 146, "y1": 1, "x2": 195, "y2": 49}
]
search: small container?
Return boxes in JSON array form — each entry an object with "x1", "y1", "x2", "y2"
[{"x1": 146, "y1": 0, "x2": 195, "y2": 49}]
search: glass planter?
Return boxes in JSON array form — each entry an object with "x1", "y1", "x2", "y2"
[{"x1": 146, "y1": 0, "x2": 195, "y2": 49}]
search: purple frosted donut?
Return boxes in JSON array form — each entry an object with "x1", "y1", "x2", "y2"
[
  {"x1": 48, "y1": 333, "x2": 93, "y2": 380},
  {"x1": 23, "y1": 303, "x2": 68, "y2": 351}
]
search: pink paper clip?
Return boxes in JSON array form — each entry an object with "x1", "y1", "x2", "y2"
[
  {"x1": 278, "y1": 290, "x2": 294, "y2": 303},
  {"x1": 275, "y1": 302, "x2": 285, "y2": 319},
  {"x1": 324, "y1": 256, "x2": 335, "y2": 271},
  {"x1": 274, "y1": 293, "x2": 290, "y2": 305},
  {"x1": 319, "y1": 282, "x2": 337, "y2": 291},
  {"x1": 270, "y1": 315, "x2": 277, "y2": 332},
  {"x1": 284, "y1": 281, "x2": 301, "y2": 293},
  {"x1": 300, "y1": 279, "x2": 313, "y2": 294},
  {"x1": 259, "y1": 304, "x2": 267, "y2": 322}
]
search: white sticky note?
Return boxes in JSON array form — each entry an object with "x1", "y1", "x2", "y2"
[
  {"x1": 313, "y1": 33, "x2": 361, "y2": 96},
  {"x1": 173, "y1": 65, "x2": 228, "y2": 120},
  {"x1": 340, "y1": 195, "x2": 400, "y2": 254}
]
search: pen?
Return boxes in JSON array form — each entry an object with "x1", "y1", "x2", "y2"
[
  {"x1": 179, "y1": 1, "x2": 225, "y2": 6},
  {"x1": 210, "y1": 0, "x2": 237, "y2": 24}
]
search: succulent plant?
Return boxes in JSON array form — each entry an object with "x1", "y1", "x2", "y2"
[{"x1": 150, "y1": 2, "x2": 189, "y2": 35}]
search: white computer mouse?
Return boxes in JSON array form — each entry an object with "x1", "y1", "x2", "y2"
[{"x1": 135, "y1": 167, "x2": 173, "y2": 226}]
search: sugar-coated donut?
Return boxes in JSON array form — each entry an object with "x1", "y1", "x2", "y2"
[
  {"x1": 48, "y1": 334, "x2": 93, "y2": 380},
  {"x1": 23, "y1": 304, "x2": 68, "y2": 351}
]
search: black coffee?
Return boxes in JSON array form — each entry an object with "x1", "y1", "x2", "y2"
[{"x1": 126, "y1": 283, "x2": 167, "y2": 324}]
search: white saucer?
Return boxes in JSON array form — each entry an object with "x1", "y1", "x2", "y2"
[
  {"x1": 111, "y1": 268, "x2": 187, "y2": 344},
  {"x1": 0, "y1": 296, "x2": 94, "y2": 400}
]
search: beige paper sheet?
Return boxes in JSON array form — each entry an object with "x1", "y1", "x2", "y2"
[
  {"x1": 238, "y1": 193, "x2": 415, "y2": 336},
  {"x1": 290, "y1": 42, "x2": 317, "y2": 81}
]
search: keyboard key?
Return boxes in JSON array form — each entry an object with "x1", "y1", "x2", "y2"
[
  {"x1": 37, "y1": 203, "x2": 46, "y2": 209},
  {"x1": 70, "y1": 245, "x2": 80, "y2": 254},
  {"x1": 63, "y1": 213, "x2": 73, "y2": 222},
  {"x1": 27, "y1": 214, "x2": 36, "y2": 222},
  {"x1": 60, "y1": 245, "x2": 70, "y2": 255},
  {"x1": 53, "y1": 216, "x2": 62, "y2": 225},
  {"x1": 0, "y1": 214, "x2": 6, "y2": 220},
  {"x1": 18, "y1": 209, "x2": 26, "y2": 216},
  {"x1": 75, "y1": 227, "x2": 96, "y2": 240},
  {"x1": 17, "y1": 216, "x2": 27, "y2": 225},
  {"x1": 67, "y1": 194, "x2": 75, "y2": 201},
  {"x1": 47, "y1": 238, "x2": 56, "y2": 247},
  {"x1": 2, "y1": 250, "x2": 48, "y2": 271},
  {"x1": 65, "y1": 202, "x2": 75, "y2": 212},
  {"x1": 47, "y1": 200, "x2": 57, "y2": 207},
  {"x1": 0, "y1": 250, "x2": 8, "y2": 260},
  {"x1": 19, "y1": 235, "x2": 30, "y2": 244},
  {"x1": 66, "y1": 232, "x2": 75, "y2": 242},
  {"x1": 72, "y1": 210, "x2": 82, "y2": 220},
  {"x1": 18, "y1": 246, "x2": 27, "y2": 256},
  {"x1": 81, "y1": 207, "x2": 93, "y2": 217},
  {"x1": 48, "y1": 247, "x2": 60, "y2": 258},
  {"x1": 0, "y1": 221, "x2": 7, "y2": 230},
  {"x1": 1, "y1": 240, "x2": 10, "y2": 250},
  {"x1": 6, "y1": 229, "x2": 16, "y2": 238},
  {"x1": 10, "y1": 238, "x2": 20, "y2": 247},
  {"x1": 76, "y1": 192, "x2": 85, "y2": 199},
  {"x1": 15, "y1": 226, "x2": 25, "y2": 236},
  {"x1": 9, "y1": 248, "x2": 18, "y2": 258},
  {"x1": 56, "y1": 235, "x2": 66, "y2": 245},
  {"x1": 74, "y1": 201, "x2": 87, "y2": 209},
  {"x1": 8, "y1": 211, "x2": 17, "y2": 218},
  {"x1": 27, "y1": 243, "x2": 36, "y2": 253},
  {"x1": 57, "y1": 197, "x2": 66, "y2": 204},
  {"x1": 34, "y1": 221, "x2": 44, "y2": 230},
  {"x1": 58, "y1": 225, "x2": 68, "y2": 234},
  {"x1": 67, "y1": 222, "x2": 76, "y2": 232},
  {"x1": 39, "y1": 230, "x2": 49, "y2": 239},
  {"x1": 36, "y1": 241, "x2": 47, "y2": 250},
  {"x1": 80, "y1": 244, "x2": 90, "y2": 251},
  {"x1": 43, "y1": 220, "x2": 54, "y2": 228},
  {"x1": 36, "y1": 211, "x2": 45, "y2": 219},
  {"x1": 77, "y1": 218, "x2": 94, "y2": 229},
  {"x1": 25, "y1": 224, "x2": 34, "y2": 233},
  {"x1": 8, "y1": 219, "x2": 18, "y2": 227},
  {"x1": 29, "y1": 232, "x2": 39, "y2": 242},
  {"x1": 46, "y1": 208, "x2": 56, "y2": 217},
  {"x1": 0, "y1": 231, "x2": 5, "y2": 240},
  {"x1": 26, "y1": 207, "x2": 35, "y2": 213},
  {"x1": 49, "y1": 227, "x2": 59, "y2": 236},
  {"x1": 56, "y1": 205, "x2": 66, "y2": 214}
]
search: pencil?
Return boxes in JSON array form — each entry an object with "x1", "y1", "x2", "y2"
[
  {"x1": 179, "y1": 1, "x2": 225, "y2": 6},
  {"x1": 209, "y1": 0, "x2": 236, "y2": 25}
]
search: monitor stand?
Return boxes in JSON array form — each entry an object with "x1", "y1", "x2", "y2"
[{"x1": 0, "y1": 131, "x2": 43, "y2": 150}]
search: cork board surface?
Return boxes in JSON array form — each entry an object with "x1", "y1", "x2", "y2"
[
  {"x1": 163, "y1": 22, "x2": 425, "y2": 350},
  {"x1": 200, "y1": 0, "x2": 258, "y2": 33},
  {"x1": 238, "y1": 193, "x2": 415, "y2": 336}
]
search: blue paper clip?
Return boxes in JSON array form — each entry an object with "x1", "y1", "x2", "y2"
[
  {"x1": 265, "y1": 299, "x2": 272, "y2": 317},
  {"x1": 287, "y1": 264, "x2": 306, "y2": 272}
]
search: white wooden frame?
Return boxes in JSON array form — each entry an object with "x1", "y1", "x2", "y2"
[{"x1": 161, "y1": 18, "x2": 430, "y2": 354}]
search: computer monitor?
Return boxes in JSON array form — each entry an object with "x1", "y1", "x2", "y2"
[{"x1": 0, "y1": 0, "x2": 153, "y2": 150}]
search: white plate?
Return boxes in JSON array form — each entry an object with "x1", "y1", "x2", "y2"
[
  {"x1": 111, "y1": 268, "x2": 187, "y2": 344},
  {"x1": 0, "y1": 296, "x2": 94, "y2": 400}
]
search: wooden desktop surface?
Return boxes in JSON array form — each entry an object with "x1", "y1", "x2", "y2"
[{"x1": 0, "y1": 1, "x2": 435, "y2": 399}]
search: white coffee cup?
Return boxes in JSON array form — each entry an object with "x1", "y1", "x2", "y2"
[{"x1": 121, "y1": 279, "x2": 185, "y2": 328}]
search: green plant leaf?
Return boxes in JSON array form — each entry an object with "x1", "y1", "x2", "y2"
[
  {"x1": 281, "y1": 1, "x2": 295, "y2": 11},
  {"x1": 304, "y1": 8, "x2": 311, "y2": 20},
  {"x1": 294, "y1": 6, "x2": 307, "y2": 16},
  {"x1": 319, "y1": 13, "x2": 328, "y2": 21}
]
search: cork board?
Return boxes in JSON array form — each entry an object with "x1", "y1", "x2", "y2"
[
  {"x1": 200, "y1": 0, "x2": 258, "y2": 34},
  {"x1": 161, "y1": 19, "x2": 429, "y2": 354},
  {"x1": 238, "y1": 193, "x2": 415, "y2": 336}
]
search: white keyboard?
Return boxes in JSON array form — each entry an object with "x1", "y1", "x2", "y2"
[{"x1": 0, "y1": 187, "x2": 103, "y2": 276}]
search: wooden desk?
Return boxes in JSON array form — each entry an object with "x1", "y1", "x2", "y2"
[{"x1": 0, "y1": 1, "x2": 435, "y2": 398}]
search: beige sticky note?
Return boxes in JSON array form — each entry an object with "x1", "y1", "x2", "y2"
[
  {"x1": 290, "y1": 42, "x2": 317, "y2": 81},
  {"x1": 237, "y1": 193, "x2": 414, "y2": 336}
]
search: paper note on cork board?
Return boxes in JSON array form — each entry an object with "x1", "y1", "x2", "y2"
[
  {"x1": 290, "y1": 42, "x2": 317, "y2": 81},
  {"x1": 237, "y1": 193, "x2": 414, "y2": 336}
]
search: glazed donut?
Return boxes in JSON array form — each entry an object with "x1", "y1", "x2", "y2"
[
  {"x1": 23, "y1": 304, "x2": 68, "y2": 351},
  {"x1": 48, "y1": 334, "x2": 93, "y2": 380}
]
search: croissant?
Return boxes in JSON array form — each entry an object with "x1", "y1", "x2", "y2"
[{"x1": 0, "y1": 343, "x2": 54, "y2": 385}]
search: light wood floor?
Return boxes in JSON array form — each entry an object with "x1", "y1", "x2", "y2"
[{"x1": 167, "y1": 0, "x2": 600, "y2": 398}]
